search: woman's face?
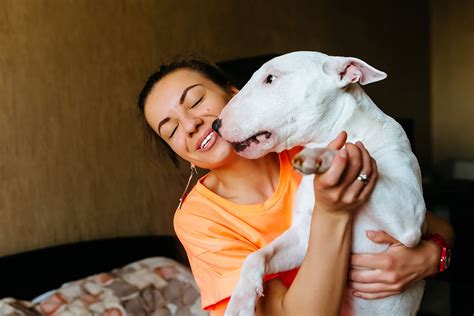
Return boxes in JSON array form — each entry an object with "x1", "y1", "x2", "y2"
[{"x1": 144, "y1": 69, "x2": 239, "y2": 169}]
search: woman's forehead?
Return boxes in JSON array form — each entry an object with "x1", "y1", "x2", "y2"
[
  {"x1": 144, "y1": 69, "x2": 208, "y2": 123},
  {"x1": 161, "y1": 68, "x2": 209, "y2": 88},
  {"x1": 149, "y1": 70, "x2": 205, "y2": 104}
]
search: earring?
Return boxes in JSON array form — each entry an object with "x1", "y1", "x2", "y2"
[{"x1": 178, "y1": 164, "x2": 198, "y2": 209}]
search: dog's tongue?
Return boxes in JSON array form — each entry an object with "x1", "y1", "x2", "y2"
[{"x1": 232, "y1": 131, "x2": 272, "y2": 152}]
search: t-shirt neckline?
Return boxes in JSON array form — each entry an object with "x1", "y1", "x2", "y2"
[{"x1": 194, "y1": 152, "x2": 291, "y2": 212}]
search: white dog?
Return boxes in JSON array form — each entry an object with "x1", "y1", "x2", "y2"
[{"x1": 214, "y1": 51, "x2": 426, "y2": 315}]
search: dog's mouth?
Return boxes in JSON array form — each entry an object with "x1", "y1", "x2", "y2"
[{"x1": 232, "y1": 131, "x2": 272, "y2": 152}]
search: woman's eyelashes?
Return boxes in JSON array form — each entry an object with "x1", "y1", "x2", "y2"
[
  {"x1": 190, "y1": 95, "x2": 204, "y2": 108},
  {"x1": 169, "y1": 125, "x2": 178, "y2": 139}
]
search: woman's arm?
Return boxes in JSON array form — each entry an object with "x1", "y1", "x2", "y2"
[
  {"x1": 349, "y1": 211, "x2": 455, "y2": 299},
  {"x1": 258, "y1": 210, "x2": 353, "y2": 316},
  {"x1": 425, "y1": 211, "x2": 455, "y2": 247},
  {"x1": 255, "y1": 132, "x2": 378, "y2": 315}
]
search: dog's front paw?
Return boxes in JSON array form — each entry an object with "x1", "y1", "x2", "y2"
[
  {"x1": 292, "y1": 147, "x2": 337, "y2": 174},
  {"x1": 224, "y1": 279, "x2": 263, "y2": 316},
  {"x1": 225, "y1": 253, "x2": 266, "y2": 316}
]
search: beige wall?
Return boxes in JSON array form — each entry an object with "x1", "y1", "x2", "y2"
[
  {"x1": 0, "y1": 0, "x2": 431, "y2": 256},
  {"x1": 431, "y1": 0, "x2": 474, "y2": 165}
]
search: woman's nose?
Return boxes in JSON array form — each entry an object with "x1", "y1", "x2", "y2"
[{"x1": 182, "y1": 115, "x2": 203, "y2": 137}]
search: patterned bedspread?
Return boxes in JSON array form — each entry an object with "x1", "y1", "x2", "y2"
[{"x1": 0, "y1": 257, "x2": 208, "y2": 316}]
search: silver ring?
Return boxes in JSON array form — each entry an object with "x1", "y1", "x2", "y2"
[{"x1": 357, "y1": 173, "x2": 370, "y2": 184}]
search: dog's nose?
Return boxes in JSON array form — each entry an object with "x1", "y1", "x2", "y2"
[{"x1": 212, "y1": 118, "x2": 222, "y2": 136}]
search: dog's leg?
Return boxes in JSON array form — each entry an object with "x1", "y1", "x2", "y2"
[
  {"x1": 363, "y1": 173, "x2": 425, "y2": 249},
  {"x1": 224, "y1": 223, "x2": 310, "y2": 316},
  {"x1": 292, "y1": 146, "x2": 337, "y2": 175}
]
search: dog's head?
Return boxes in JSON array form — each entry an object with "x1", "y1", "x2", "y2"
[{"x1": 215, "y1": 51, "x2": 387, "y2": 159}]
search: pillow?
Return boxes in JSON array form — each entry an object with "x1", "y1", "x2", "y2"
[{"x1": 0, "y1": 257, "x2": 208, "y2": 316}]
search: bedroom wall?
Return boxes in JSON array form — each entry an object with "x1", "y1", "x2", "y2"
[
  {"x1": 0, "y1": 0, "x2": 430, "y2": 256},
  {"x1": 431, "y1": 0, "x2": 474, "y2": 166}
]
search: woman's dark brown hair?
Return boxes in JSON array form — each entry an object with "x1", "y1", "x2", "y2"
[{"x1": 137, "y1": 58, "x2": 234, "y2": 167}]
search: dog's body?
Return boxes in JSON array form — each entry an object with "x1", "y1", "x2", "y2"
[{"x1": 216, "y1": 51, "x2": 426, "y2": 316}]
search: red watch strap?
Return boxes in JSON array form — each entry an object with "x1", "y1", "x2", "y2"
[
  {"x1": 439, "y1": 246, "x2": 447, "y2": 272},
  {"x1": 423, "y1": 233, "x2": 449, "y2": 276}
]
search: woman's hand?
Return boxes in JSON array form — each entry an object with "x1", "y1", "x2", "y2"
[
  {"x1": 349, "y1": 230, "x2": 441, "y2": 299},
  {"x1": 313, "y1": 132, "x2": 378, "y2": 213}
]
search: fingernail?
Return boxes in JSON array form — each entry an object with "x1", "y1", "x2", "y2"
[
  {"x1": 340, "y1": 147, "x2": 347, "y2": 158},
  {"x1": 366, "y1": 230, "x2": 375, "y2": 238},
  {"x1": 352, "y1": 291, "x2": 360, "y2": 297}
]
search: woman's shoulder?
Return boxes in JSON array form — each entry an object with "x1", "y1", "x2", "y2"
[{"x1": 173, "y1": 186, "x2": 224, "y2": 233}]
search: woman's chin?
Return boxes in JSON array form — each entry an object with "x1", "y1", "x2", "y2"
[{"x1": 195, "y1": 142, "x2": 237, "y2": 169}]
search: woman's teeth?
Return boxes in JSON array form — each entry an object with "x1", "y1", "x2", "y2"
[{"x1": 200, "y1": 133, "x2": 213, "y2": 149}]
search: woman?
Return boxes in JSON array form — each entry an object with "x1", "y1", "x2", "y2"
[{"x1": 138, "y1": 58, "x2": 454, "y2": 315}]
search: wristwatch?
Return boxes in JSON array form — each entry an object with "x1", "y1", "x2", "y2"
[{"x1": 425, "y1": 233, "x2": 451, "y2": 274}]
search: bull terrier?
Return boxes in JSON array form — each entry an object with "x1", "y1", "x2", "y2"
[{"x1": 213, "y1": 51, "x2": 426, "y2": 315}]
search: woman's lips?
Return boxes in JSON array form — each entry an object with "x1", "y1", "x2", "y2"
[{"x1": 196, "y1": 129, "x2": 218, "y2": 152}]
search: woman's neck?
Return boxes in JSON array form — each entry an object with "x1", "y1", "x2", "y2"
[{"x1": 203, "y1": 152, "x2": 280, "y2": 205}]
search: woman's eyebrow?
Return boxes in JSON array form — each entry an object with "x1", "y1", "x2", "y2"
[
  {"x1": 157, "y1": 117, "x2": 170, "y2": 136},
  {"x1": 180, "y1": 84, "x2": 202, "y2": 104},
  {"x1": 157, "y1": 84, "x2": 202, "y2": 135}
]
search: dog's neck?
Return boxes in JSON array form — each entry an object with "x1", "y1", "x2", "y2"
[{"x1": 304, "y1": 84, "x2": 382, "y2": 146}]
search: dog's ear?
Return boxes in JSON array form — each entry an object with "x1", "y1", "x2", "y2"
[{"x1": 324, "y1": 57, "x2": 387, "y2": 87}]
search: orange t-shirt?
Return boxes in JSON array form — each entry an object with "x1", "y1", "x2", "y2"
[{"x1": 174, "y1": 150, "x2": 302, "y2": 314}]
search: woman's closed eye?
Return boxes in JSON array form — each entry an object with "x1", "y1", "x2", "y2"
[
  {"x1": 169, "y1": 125, "x2": 178, "y2": 139},
  {"x1": 190, "y1": 95, "x2": 204, "y2": 108}
]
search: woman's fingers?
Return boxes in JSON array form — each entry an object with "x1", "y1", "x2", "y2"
[
  {"x1": 314, "y1": 138, "x2": 378, "y2": 212},
  {"x1": 341, "y1": 142, "x2": 371, "y2": 201},
  {"x1": 318, "y1": 147, "x2": 348, "y2": 188},
  {"x1": 348, "y1": 281, "x2": 403, "y2": 293},
  {"x1": 349, "y1": 268, "x2": 395, "y2": 284},
  {"x1": 350, "y1": 264, "x2": 412, "y2": 286},
  {"x1": 349, "y1": 239, "x2": 437, "y2": 300},
  {"x1": 352, "y1": 290, "x2": 401, "y2": 300},
  {"x1": 350, "y1": 254, "x2": 381, "y2": 269},
  {"x1": 351, "y1": 251, "x2": 405, "y2": 274},
  {"x1": 349, "y1": 270, "x2": 418, "y2": 293},
  {"x1": 327, "y1": 131, "x2": 347, "y2": 150},
  {"x1": 340, "y1": 143, "x2": 363, "y2": 188},
  {"x1": 357, "y1": 157, "x2": 378, "y2": 202}
]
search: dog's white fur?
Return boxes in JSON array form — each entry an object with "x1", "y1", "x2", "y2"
[{"x1": 217, "y1": 51, "x2": 426, "y2": 316}]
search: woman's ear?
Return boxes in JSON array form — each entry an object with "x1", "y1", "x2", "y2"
[{"x1": 227, "y1": 83, "x2": 239, "y2": 96}]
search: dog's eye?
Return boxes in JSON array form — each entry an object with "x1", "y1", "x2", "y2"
[{"x1": 264, "y1": 74, "x2": 275, "y2": 84}]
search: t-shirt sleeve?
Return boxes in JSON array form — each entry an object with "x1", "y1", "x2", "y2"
[{"x1": 173, "y1": 207, "x2": 258, "y2": 311}]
